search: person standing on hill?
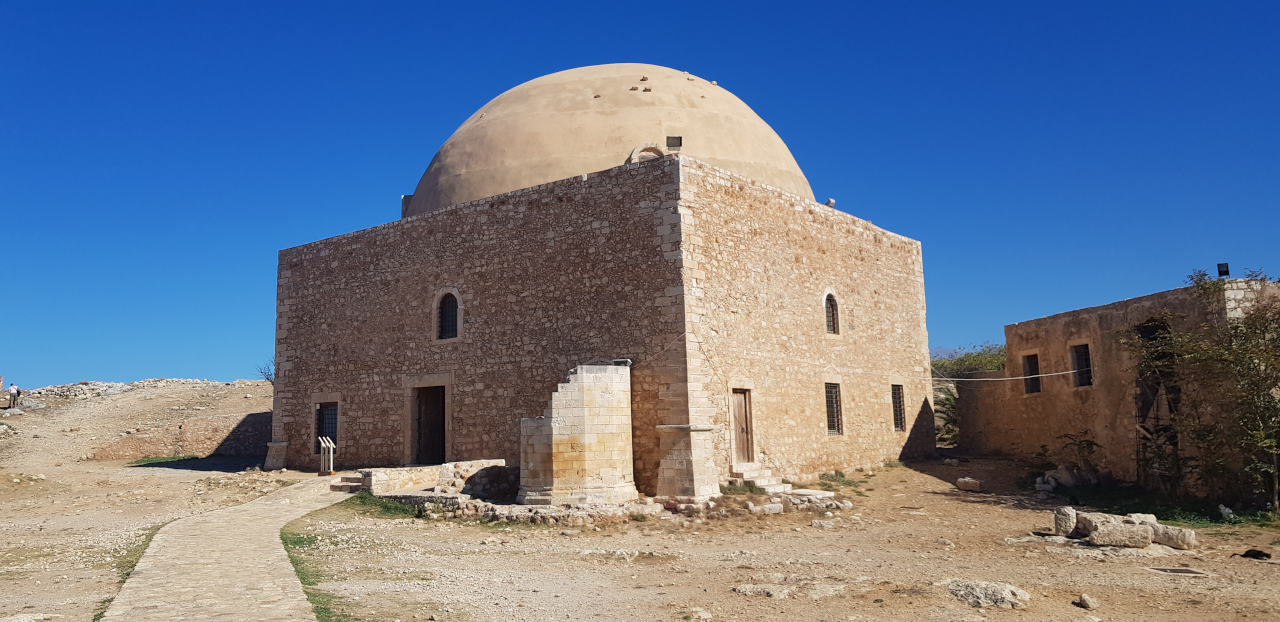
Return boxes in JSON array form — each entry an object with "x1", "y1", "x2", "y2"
[{"x1": 7, "y1": 383, "x2": 18, "y2": 408}]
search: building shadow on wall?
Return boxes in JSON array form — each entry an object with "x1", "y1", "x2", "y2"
[
  {"x1": 127, "y1": 411, "x2": 272, "y2": 473},
  {"x1": 209, "y1": 411, "x2": 272, "y2": 457},
  {"x1": 898, "y1": 398, "x2": 937, "y2": 461}
]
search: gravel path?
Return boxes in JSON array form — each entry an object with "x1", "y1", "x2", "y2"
[{"x1": 101, "y1": 477, "x2": 348, "y2": 621}]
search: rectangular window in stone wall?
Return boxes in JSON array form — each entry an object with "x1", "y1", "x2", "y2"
[
  {"x1": 1023, "y1": 354, "x2": 1042, "y2": 393},
  {"x1": 315, "y1": 402, "x2": 338, "y2": 453},
  {"x1": 891, "y1": 384, "x2": 906, "y2": 431},
  {"x1": 1071, "y1": 344, "x2": 1093, "y2": 387},
  {"x1": 825, "y1": 383, "x2": 843, "y2": 435}
]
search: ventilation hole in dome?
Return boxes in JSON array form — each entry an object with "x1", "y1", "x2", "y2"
[
  {"x1": 629, "y1": 86, "x2": 639, "y2": 91},
  {"x1": 642, "y1": 87, "x2": 652, "y2": 92},
  {"x1": 640, "y1": 75, "x2": 649, "y2": 81}
]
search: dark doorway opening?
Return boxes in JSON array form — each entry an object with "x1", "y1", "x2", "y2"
[
  {"x1": 415, "y1": 386, "x2": 446, "y2": 465},
  {"x1": 1134, "y1": 318, "x2": 1182, "y2": 494}
]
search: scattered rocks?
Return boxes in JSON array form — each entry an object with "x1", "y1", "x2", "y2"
[
  {"x1": 942, "y1": 579, "x2": 1030, "y2": 609},
  {"x1": 955, "y1": 477, "x2": 982, "y2": 492},
  {"x1": 810, "y1": 519, "x2": 836, "y2": 529},
  {"x1": 1077, "y1": 593, "x2": 1100, "y2": 610},
  {"x1": 732, "y1": 583, "x2": 795, "y2": 599},
  {"x1": 943, "y1": 458, "x2": 960, "y2": 466},
  {"x1": 1056, "y1": 506, "x2": 1197, "y2": 550}
]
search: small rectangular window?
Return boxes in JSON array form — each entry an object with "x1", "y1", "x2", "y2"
[
  {"x1": 1071, "y1": 344, "x2": 1093, "y2": 387},
  {"x1": 825, "y1": 383, "x2": 843, "y2": 435},
  {"x1": 891, "y1": 385, "x2": 905, "y2": 431},
  {"x1": 315, "y1": 402, "x2": 338, "y2": 453},
  {"x1": 1023, "y1": 354, "x2": 1042, "y2": 394}
]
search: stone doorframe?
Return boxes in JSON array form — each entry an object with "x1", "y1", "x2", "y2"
[{"x1": 401, "y1": 372, "x2": 454, "y2": 465}]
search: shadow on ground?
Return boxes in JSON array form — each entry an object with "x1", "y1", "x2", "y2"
[
  {"x1": 128, "y1": 455, "x2": 266, "y2": 473},
  {"x1": 902, "y1": 452, "x2": 1066, "y2": 514}
]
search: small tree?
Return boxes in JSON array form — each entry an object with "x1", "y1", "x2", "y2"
[
  {"x1": 256, "y1": 358, "x2": 276, "y2": 385},
  {"x1": 1128, "y1": 270, "x2": 1280, "y2": 510},
  {"x1": 931, "y1": 343, "x2": 1006, "y2": 445}
]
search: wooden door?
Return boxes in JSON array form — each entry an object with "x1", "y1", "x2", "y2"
[
  {"x1": 415, "y1": 386, "x2": 446, "y2": 465},
  {"x1": 731, "y1": 389, "x2": 753, "y2": 463}
]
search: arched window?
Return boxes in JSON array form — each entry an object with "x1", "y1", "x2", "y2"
[
  {"x1": 437, "y1": 293, "x2": 458, "y2": 339},
  {"x1": 825, "y1": 294, "x2": 839, "y2": 334}
]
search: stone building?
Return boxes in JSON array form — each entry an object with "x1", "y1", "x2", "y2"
[
  {"x1": 264, "y1": 63, "x2": 935, "y2": 501},
  {"x1": 957, "y1": 278, "x2": 1275, "y2": 490}
]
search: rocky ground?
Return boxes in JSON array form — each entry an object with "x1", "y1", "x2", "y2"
[
  {"x1": 2, "y1": 381, "x2": 1278, "y2": 621},
  {"x1": 284, "y1": 459, "x2": 1280, "y2": 622},
  {"x1": 0, "y1": 379, "x2": 308, "y2": 621}
]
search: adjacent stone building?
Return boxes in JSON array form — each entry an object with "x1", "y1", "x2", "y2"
[
  {"x1": 957, "y1": 278, "x2": 1275, "y2": 491},
  {"x1": 264, "y1": 63, "x2": 935, "y2": 500}
]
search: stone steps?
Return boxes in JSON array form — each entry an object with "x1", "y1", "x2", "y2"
[
  {"x1": 727, "y1": 464, "x2": 792, "y2": 494},
  {"x1": 328, "y1": 474, "x2": 363, "y2": 493}
]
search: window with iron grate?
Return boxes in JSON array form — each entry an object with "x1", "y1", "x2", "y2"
[
  {"x1": 314, "y1": 402, "x2": 338, "y2": 453},
  {"x1": 438, "y1": 293, "x2": 458, "y2": 339},
  {"x1": 825, "y1": 383, "x2": 843, "y2": 435},
  {"x1": 891, "y1": 385, "x2": 905, "y2": 431}
]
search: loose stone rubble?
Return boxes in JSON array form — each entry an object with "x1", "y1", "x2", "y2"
[
  {"x1": 28, "y1": 378, "x2": 257, "y2": 401},
  {"x1": 941, "y1": 578, "x2": 1031, "y2": 609},
  {"x1": 1052, "y1": 506, "x2": 1197, "y2": 550},
  {"x1": 955, "y1": 477, "x2": 982, "y2": 492}
]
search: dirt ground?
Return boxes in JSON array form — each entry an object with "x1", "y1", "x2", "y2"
[
  {"x1": 0, "y1": 379, "x2": 309, "y2": 621},
  {"x1": 284, "y1": 460, "x2": 1280, "y2": 622},
  {"x1": 2, "y1": 382, "x2": 1278, "y2": 622}
]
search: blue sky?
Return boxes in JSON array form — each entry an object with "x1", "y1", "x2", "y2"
[{"x1": 2, "y1": 2, "x2": 1277, "y2": 388}]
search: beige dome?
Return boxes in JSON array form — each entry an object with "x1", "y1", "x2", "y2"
[{"x1": 405, "y1": 63, "x2": 813, "y2": 217}]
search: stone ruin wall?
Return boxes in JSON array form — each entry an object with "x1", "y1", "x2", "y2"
[
  {"x1": 518, "y1": 364, "x2": 638, "y2": 505},
  {"x1": 273, "y1": 157, "x2": 690, "y2": 492},
  {"x1": 956, "y1": 286, "x2": 1216, "y2": 481},
  {"x1": 677, "y1": 159, "x2": 936, "y2": 483}
]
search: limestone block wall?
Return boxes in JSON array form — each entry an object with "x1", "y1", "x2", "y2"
[
  {"x1": 272, "y1": 157, "x2": 690, "y2": 489},
  {"x1": 518, "y1": 365, "x2": 638, "y2": 505},
  {"x1": 676, "y1": 159, "x2": 935, "y2": 483},
  {"x1": 360, "y1": 459, "x2": 509, "y2": 495},
  {"x1": 956, "y1": 286, "x2": 1215, "y2": 481}
]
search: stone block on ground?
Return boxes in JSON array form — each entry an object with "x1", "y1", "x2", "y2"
[
  {"x1": 1087, "y1": 523, "x2": 1153, "y2": 548},
  {"x1": 955, "y1": 477, "x2": 981, "y2": 492},
  {"x1": 1074, "y1": 511, "x2": 1120, "y2": 536},
  {"x1": 1123, "y1": 513, "x2": 1158, "y2": 526},
  {"x1": 1054, "y1": 506, "x2": 1077, "y2": 536},
  {"x1": 1151, "y1": 524, "x2": 1197, "y2": 550}
]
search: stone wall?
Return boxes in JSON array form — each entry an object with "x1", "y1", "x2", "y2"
[
  {"x1": 677, "y1": 159, "x2": 936, "y2": 483},
  {"x1": 518, "y1": 364, "x2": 638, "y2": 504},
  {"x1": 273, "y1": 154, "x2": 938, "y2": 496},
  {"x1": 360, "y1": 459, "x2": 511, "y2": 496},
  {"x1": 272, "y1": 157, "x2": 690, "y2": 493},
  {"x1": 956, "y1": 285, "x2": 1217, "y2": 481}
]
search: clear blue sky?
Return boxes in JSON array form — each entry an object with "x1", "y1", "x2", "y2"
[{"x1": 2, "y1": 2, "x2": 1277, "y2": 388}]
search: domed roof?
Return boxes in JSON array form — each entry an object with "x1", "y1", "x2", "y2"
[{"x1": 404, "y1": 63, "x2": 813, "y2": 217}]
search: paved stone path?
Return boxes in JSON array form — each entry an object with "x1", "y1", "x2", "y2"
[{"x1": 103, "y1": 477, "x2": 349, "y2": 621}]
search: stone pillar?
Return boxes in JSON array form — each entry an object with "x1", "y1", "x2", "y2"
[
  {"x1": 517, "y1": 365, "x2": 639, "y2": 505},
  {"x1": 654, "y1": 424, "x2": 719, "y2": 500}
]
